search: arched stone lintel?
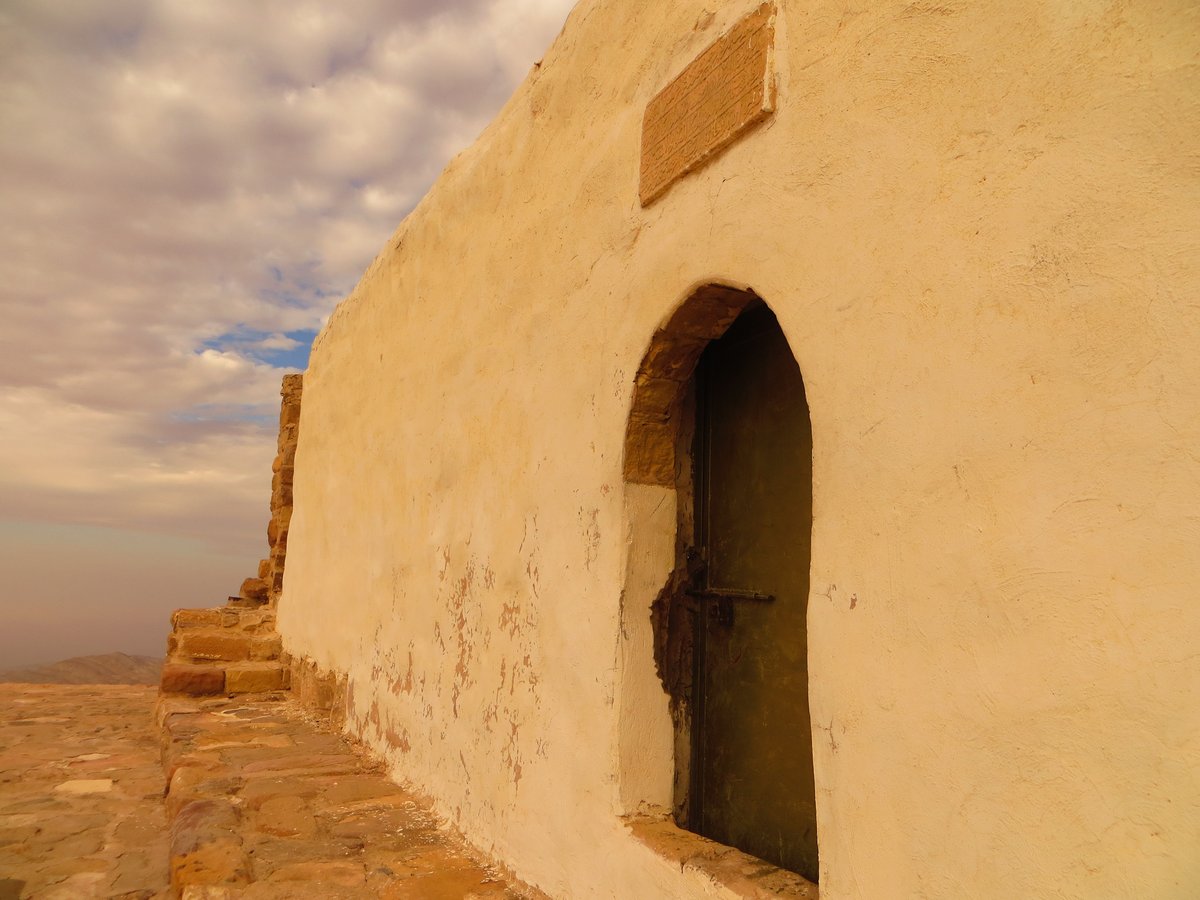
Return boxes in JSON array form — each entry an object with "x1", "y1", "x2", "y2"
[{"x1": 624, "y1": 284, "x2": 760, "y2": 485}]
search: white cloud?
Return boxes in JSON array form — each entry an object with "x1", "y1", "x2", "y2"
[
  {"x1": 255, "y1": 334, "x2": 303, "y2": 352},
  {"x1": 0, "y1": 0, "x2": 577, "y2": 663}
]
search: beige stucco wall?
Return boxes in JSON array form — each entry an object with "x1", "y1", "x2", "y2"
[{"x1": 277, "y1": 1, "x2": 1200, "y2": 897}]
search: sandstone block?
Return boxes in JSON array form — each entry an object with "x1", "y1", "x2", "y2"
[
  {"x1": 162, "y1": 664, "x2": 226, "y2": 696},
  {"x1": 167, "y1": 766, "x2": 243, "y2": 820},
  {"x1": 240, "y1": 577, "x2": 269, "y2": 604},
  {"x1": 176, "y1": 631, "x2": 281, "y2": 663},
  {"x1": 623, "y1": 418, "x2": 676, "y2": 487},
  {"x1": 631, "y1": 373, "x2": 683, "y2": 421},
  {"x1": 268, "y1": 860, "x2": 364, "y2": 886},
  {"x1": 232, "y1": 608, "x2": 276, "y2": 635},
  {"x1": 281, "y1": 372, "x2": 303, "y2": 399},
  {"x1": 271, "y1": 504, "x2": 293, "y2": 528},
  {"x1": 377, "y1": 865, "x2": 500, "y2": 898},
  {"x1": 638, "y1": 331, "x2": 707, "y2": 382},
  {"x1": 279, "y1": 401, "x2": 302, "y2": 429},
  {"x1": 256, "y1": 794, "x2": 316, "y2": 838},
  {"x1": 320, "y1": 775, "x2": 403, "y2": 805},
  {"x1": 271, "y1": 479, "x2": 293, "y2": 508},
  {"x1": 663, "y1": 284, "x2": 751, "y2": 339},
  {"x1": 225, "y1": 664, "x2": 286, "y2": 694},
  {"x1": 54, "y1": 779, "x2": 113, "y2": 794},
  {"x1": 276, "y1": 440, "x2": 297, "y2": 468},
  {"x1": 254, "y1": 636, "x2": 282, "y2": 660},
  {"x1": 169, "y1": 800, "x2": 250, "y2": 891},
  {"x1": 276, "y1": 423, "x2": 298, "y2": 455},
  {"x1": 173, "y1": 608, "x2": 227, "y2": 630},
  {"x1": 239, "y1": 751, "x2": 359, "y2": 777},
  {"x1": 257, "y1": 558, "x2": 271, "y2": 579},
  {"x1": 176, "y1": 633, "x2": 251, "y2": 663},
  {"x1": 155, "y1": 694, "x2": 201, "y2": 728},
  {"x1": 180, "y1": 887, "x2": 237, "y2": 899}
]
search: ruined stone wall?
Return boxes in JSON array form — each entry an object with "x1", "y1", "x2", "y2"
[
  {"x1": 276, "y1": 2, "x2": 1200, "y2": 898},
  {"x1": 265, "y1": 374, "x2": 302, "y2": 605},
  {"x1": 161, "y1": 374, "x2": 302, "y2": 697},
  {"x1": 239, "y1": 374, "x2": 302, "y2": 606}
]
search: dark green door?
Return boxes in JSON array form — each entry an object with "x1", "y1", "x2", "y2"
[{"x1": 692, "y1": 304, "x2": 818, "y2": 882}]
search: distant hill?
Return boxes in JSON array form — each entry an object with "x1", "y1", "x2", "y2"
[{"x1": 0, "y1": 652, "x2": 163, "y2": 685}]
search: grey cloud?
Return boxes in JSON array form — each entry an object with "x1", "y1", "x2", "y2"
[{"x1": 0, "y1": 0, "x2": 575, "y2": 660}]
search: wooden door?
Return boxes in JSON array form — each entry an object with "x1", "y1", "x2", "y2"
[{"x1": 692, "y1": 304, "x2": 818, "y2": 882}]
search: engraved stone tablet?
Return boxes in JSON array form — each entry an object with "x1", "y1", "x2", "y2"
[{"x1": 640, "y1": 3, "x2": 776, "y2": 206}]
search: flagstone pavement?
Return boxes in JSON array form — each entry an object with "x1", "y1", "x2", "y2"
[
  {"x1": 0, "y1": 684, "x2": 169, "y2": 899},
  {"x1": 0, "y1": 683, "x2": 543, "y2": 899}
]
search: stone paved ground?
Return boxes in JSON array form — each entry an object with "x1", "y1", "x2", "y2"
[
  {"x1": 1, "y1": 685, "x2": 544, "y2": 900},
  {"x1": 159, "y1": 692, "x2": 544, "y2": 899},
  {"x1": 0, "y1": 684, "x2": 169, "y2": 900}
]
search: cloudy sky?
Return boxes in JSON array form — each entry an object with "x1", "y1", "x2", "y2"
[{"x1": 0, "y1": 0, "x2": 577, "y2": 667}]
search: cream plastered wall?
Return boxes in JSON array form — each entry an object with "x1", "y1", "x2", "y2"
[{"x1": 277, "y1": 1, "x2": 1200, "y2": 897}]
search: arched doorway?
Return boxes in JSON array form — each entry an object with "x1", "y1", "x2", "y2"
[{"x1": 623, "y1": 284, "x2": 818, "y2": 882}]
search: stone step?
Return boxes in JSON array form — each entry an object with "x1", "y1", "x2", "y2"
[
  {"x1": 160, "y1": 662, "x2": 225, "y2": 696},
  {"x1": 171, "y1": 606, "x2": 276, "y2": 634},
  {"x1": 225, "y1": 661, "x2": 288, "y2": 694},
  {"x1": 160, "y1": 661, "x2": 288, "y2": 696},
  {"x1": 168, "y1": 628, "x2": 282, "y2": 664}
]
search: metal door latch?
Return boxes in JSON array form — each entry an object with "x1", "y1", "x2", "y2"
[{"x1": 686, "y1": 588, "x2": 775, "y2": 627}]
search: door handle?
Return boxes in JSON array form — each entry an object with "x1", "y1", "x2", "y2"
[
  {"x1": 686, "y1": 588, "x2": 774, "y2": 627},
  {"x1": 686, "y1": 589, "x2": 774, "y2": 603}
]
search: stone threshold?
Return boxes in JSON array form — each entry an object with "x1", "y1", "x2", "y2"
[
  {"x1": 157, "y1": 691, "x2": 545, "y2": 899},
  {"x1": 625, "y1": 816, "x2": 819, "y2": 899}
]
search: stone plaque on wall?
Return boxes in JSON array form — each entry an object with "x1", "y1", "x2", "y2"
[{"x1": 640, "y1": 3, "x2": 776, "y2": 206}]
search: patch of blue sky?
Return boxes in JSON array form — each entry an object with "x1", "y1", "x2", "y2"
[
  {"x1": 262, "y1": 334, "x2": 315, "y2": 370},
  {"x1": 256, "y1": 258, "x2": 342, "y2": 308},
  {"x1": 259, "y1": 283, "x2": 338, "y2": 307},
  {"x1": 201, "y1": 327, "x2": 317, "y2": 370}
]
